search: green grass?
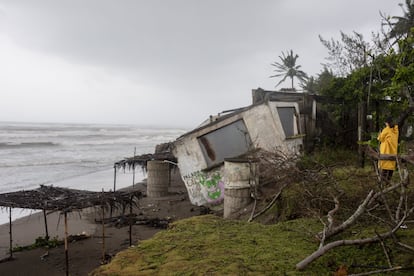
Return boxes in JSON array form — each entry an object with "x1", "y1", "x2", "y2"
[
  {"x1": 91, "y1": 148, "x2": 414, "y2": 275},
  {"x1": 90, "y1": 215, "x2": 414, "y2": 275},
  {"x1": 12, "y1": 236, "x2": 62, "y2": 252}
]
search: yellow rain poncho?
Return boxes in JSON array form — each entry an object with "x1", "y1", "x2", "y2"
[{"x1": 377, "y1": 125, "x2": 399, "y2": 170}]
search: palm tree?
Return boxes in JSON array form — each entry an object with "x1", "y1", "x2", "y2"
[
  {"x1": 270, "y1": 50, "x2": 308, "y2": 90},
  {"x1": 389, "y1": 0, "x2": 414, "y2": 40}
]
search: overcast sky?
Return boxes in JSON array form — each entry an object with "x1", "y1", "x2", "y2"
[{"x1": 0, "y1": 1, "x2": 403, "y2": 128}]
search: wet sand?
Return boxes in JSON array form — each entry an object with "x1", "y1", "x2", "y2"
[{"x1": 0, "y1": 171, "x2": 204, "y2": 276}]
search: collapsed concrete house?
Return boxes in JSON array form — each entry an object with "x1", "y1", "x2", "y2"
[{"x1": 172, "y1": 88, "x2": 319, "y2": 206}]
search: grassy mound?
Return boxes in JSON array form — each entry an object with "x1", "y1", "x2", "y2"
[
  {"x1": 92, "y1": 149, "x2": 414, "y2": 275},
  {"x1": 91, "y1": 215, "x2": 414, "y2": 275}
]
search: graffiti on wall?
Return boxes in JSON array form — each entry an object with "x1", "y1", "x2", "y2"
[{"x1": 183, "y1": 171, "x2": 224, "y2": 204}]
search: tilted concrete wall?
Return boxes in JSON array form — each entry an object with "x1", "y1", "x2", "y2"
[{"x1": 173, "y1": 101, "x2": 303, "y2": 206}]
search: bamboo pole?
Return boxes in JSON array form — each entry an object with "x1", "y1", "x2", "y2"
[
  {"x1": 43, "y1": 209, "x2": 49, "y2": 240},
  {"x1": 132, "y1": 147, "x2": 136, "y2": 188},
  {"x1": 64, "y1": 212, "x2": 69, "y2": 276},
  {"x1": 129, "y1": 196, "x2": 133, "y2": 246},
  {"x1": 101, "y1": 205, "x2": 106, "y2": 263},
  {"x1": 111, "y1": 166, "x2": 116, "y2": 218},
  {"x1": 128, "y1": 147, "x2": 137, "y2": 246},
  {"x1": 113, "y1": 165, "x2": 117, "y2": 192},
  {"x1": 9, "y1": 207, "x2": 12, "y2": 259}
]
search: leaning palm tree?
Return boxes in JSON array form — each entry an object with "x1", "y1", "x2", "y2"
[
  {"x1": 270, "y1": 50, "x2": 308, "y2": 90},
  {"x1": 389, "y1": 0, "x2": 414, "y2": 41}
]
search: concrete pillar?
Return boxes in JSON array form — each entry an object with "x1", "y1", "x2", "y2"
[
  {"x1": 223, "y1": 159, "x2": 258, "y2": 218},
  {"x1": 147, "y1": 160, "x2": 170, "y2": 197}
]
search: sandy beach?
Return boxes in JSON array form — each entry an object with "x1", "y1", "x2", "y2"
[{"x1": 0, "y1": 171, "x2": 204, "y2": 276}]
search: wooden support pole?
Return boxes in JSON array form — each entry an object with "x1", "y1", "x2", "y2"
[
  {"x1": 113, "y1": 165, "x2": 117, "y2": 192},
  {"x1": 132, "y1": 147, "x2": 136, "y2": 188},
  {"x1": 64, "y1": 212, "x2": 69, "y2": 276},
  {"x1": 101, "y1": 205, "x2": 106, "y2": 263},
  {"x1": 43, "y1": 209, "x2": 49, "y2": 240},
  {"x1": 9, "y1": 207, "x2": 12, "y2": 259},
  {"x1": 358, "y1": 102, "x2": 367, "y2": 168},
  {"x1": 129, "y1": 196, "x2": 133, "y2": 246}
]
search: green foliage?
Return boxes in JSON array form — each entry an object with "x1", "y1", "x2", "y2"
[
  {"x1": 390, "y1": 34, "x2": 414, "y2": 93},
  {"x1": 318, "y1": 31, "x2": 372, "y2": 77},
  {"x1": 12, "y1": 236, "x2": 62, "y2": 252},
  {"x1": 388, "y1": 0, "x2": 414, "y2": 42},
  {"x1": 358, "y1": 132, "x2": 379, "y2": 149},
  {"x1": 298, "y1": 148, "x2": 359, "y2": 169},
  {"x1": 313, "y1": 2, "x2": 414, "y2": 146}
]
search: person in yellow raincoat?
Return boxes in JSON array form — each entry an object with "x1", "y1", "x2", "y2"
[{"x1": 377, "y1": 116, "x2": 399, "y2": 181}]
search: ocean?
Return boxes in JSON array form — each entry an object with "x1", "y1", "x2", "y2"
[{"x1": 0, "y1": 121, "x2": 186, "y2": 225}]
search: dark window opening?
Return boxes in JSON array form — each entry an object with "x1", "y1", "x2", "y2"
[
  {"x1": 277, "y1": 107, "x2": 297, "y2": 138},
  {"x1": 198, "y1": 120, "x2": 252, "y2": 167}
]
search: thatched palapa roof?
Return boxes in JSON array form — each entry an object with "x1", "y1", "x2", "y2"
[
  {"x1": 114, "y1": 142, "x2": 177, "y2": 171},
  {"x1": 0, "y1": 185, "x2": 142, "y2": 212}
]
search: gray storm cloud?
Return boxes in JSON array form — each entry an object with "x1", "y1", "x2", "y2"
[{"x1": 0, "y1": 0, "x2": 402, "y2": 127}]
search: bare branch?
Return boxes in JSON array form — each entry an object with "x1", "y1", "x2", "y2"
[
  {"x1": 318, "y1": 194, "x2": 340, "y2": 248},
  {"x1": 348, "y1": 266, "x2": 403, "y2": 276},
  {"x1": 375, "y1": 230, "x2": 392, "y2": 268},
  {"x1": 318, "y1": 217, "x2": 327, "y2": 249},
  {"x1": 395, "y1": 163, "x2": 409, "y2": 221},
  {"x1": 248, "y1": 189, "x2": 283, "y2": 222},
  {"x1": 297, "y1": 235, "x2": 389, "y2": 270},
  {"x1": 369, "y1": 182, "x2": 401, "y2": 204},
  {"x1": 297, "y1": 207, "x2": 414, "y2": 270},
  {"x1": 317, "y1": 190, "x2": 374, "y2": 239},
  {"x1": 327, "y1": 195, "x2": 340, "y2": 229},
  {"x1": 397, "y1": 242, "x2": 414, "y2": 252}
]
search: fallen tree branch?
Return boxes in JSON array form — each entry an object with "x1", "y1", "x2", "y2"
[
  {"x1": 319, "y1": 195, "x2": 340, "y2": 248},
  {"x1": 377, "y1": 181, "x2": 396, "y2": 223},
  {"x1": 397, "y1": 242, "x2": 414, "y2": 252},
  {"x1": 317, "y1": 181, "x2": 403, "y2": 241},
  {"x1": 297, "y1": 207, "x2": 414, "y2": 271},
  {"x1": 248, "y1": 190, "x2": 283, "y2": 222},
  {"x1": 327, "y1": 195, "x2": 340, "y2": 230},
  {"x1": 317, "y1": 190, "x2": 374, "y2": 240},
  {"x1": 375, "y1": 230, "x2": 392, "y2": 268},
  {"x1": 298, "y1": 230, "x2": 393, "y2": 270},
  {"x1": 348, "y1": 266, "x2": 403, "y2": 276},
  {"x1": 248, "y1": 197, "x2": 257, "y2": 222},
  {"x1": 368, "y1": 182, "x2": 401, "y2": 204},
  {"x1": 395, "y1": 164, "x2": 408, "y2": 222}
]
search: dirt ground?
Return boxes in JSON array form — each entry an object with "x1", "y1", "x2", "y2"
[{"x1": 0, "y1": 175, "x2": 208, "y2": 276}]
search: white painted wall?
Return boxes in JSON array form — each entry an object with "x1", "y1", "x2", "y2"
[{"x1": 173, "y1": 101, "x2": 303, "y2": 206}]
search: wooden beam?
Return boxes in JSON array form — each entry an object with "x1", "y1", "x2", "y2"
[
  {"x1": 64, "y1": 212, "x2": 69, "y2": 276},
  {"x1": 101, "y1": 205, "x2": 106, "y2": 263},
  {"x1": 9, "y1": 207, "x2": 12, "y2": 259},
  {"x1": 43, "y1": 209, "x2": 49, "y2": 240}
]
